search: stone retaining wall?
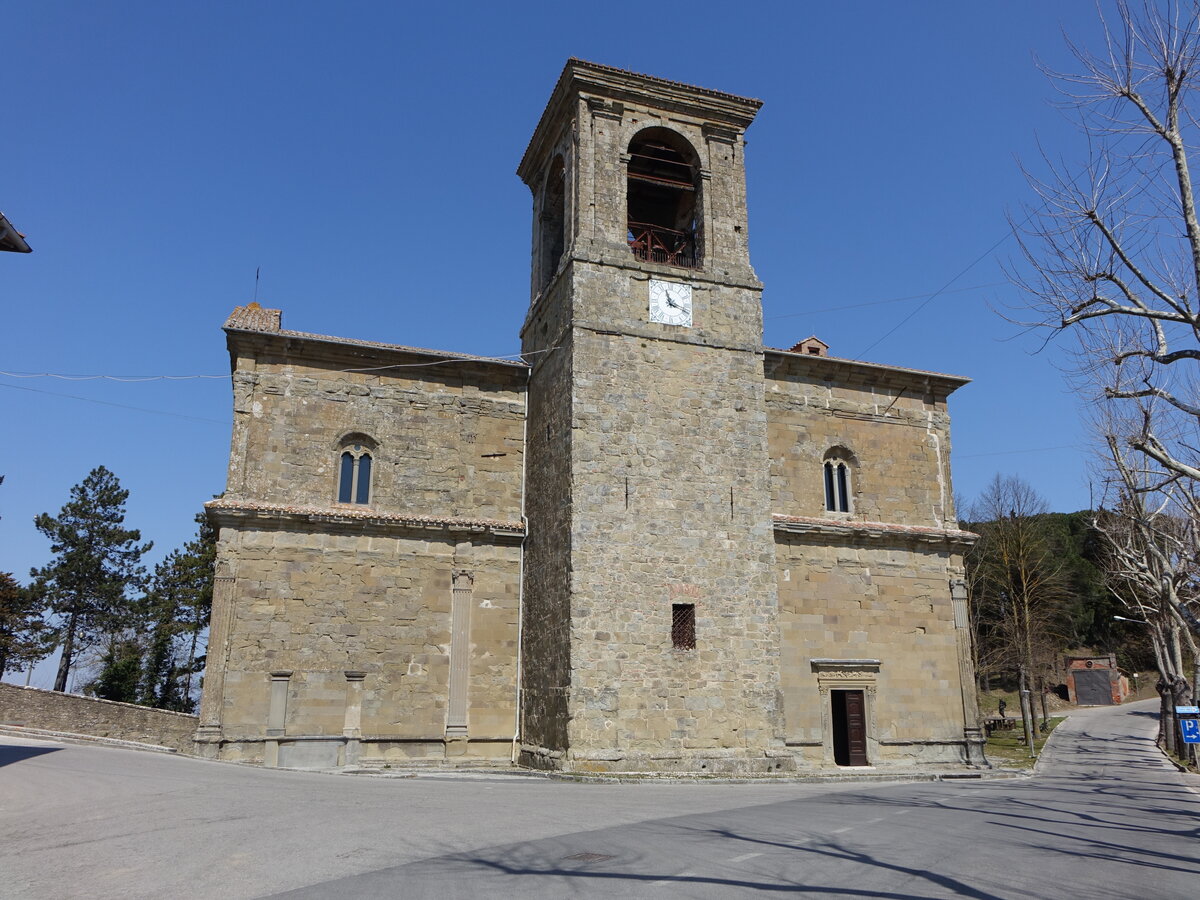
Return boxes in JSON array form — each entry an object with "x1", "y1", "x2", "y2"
[{"x1": 0, "y1": 682, "x2": 198, "y2": 753}]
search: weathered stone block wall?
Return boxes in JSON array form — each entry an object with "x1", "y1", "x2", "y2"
[
  {"x1": 0, "y1": 682, "x2": 197, "y2": 753},
  {"x1": 561, "y1": 317, "x2": 786, "y2": 771},
  {"x1": 776, "y1": 533, "x2": 968, "y2": 767},
  {"x1": 518, "y1": 271, "x2": 574, "y2": 765},
  {"x1": 210, "y1": 520, "x2": 520, "y2": 764},
  {"x1": 225, "y1": 331, "x2": 525, "y2": 522},
  {"x1": 765, "y1": 353, "x2": 960, "y2": 528}
]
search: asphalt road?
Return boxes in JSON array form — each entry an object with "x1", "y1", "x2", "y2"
[{"x1": 1, "y1": 701, "x2": 1196, "y2": 899}]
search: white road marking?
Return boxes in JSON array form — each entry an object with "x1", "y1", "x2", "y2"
[
  {"x1": 650, "y1": 871, "x2": 695, "y2": 886},
  {"x1": 728, "y1": 852, "x2": 763, "y2": 863},
  {"x1": 834, "y1": 815, "x2": 886, "y2": 834}
]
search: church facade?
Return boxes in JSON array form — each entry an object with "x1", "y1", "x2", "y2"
[{"x1": 195, "y1": 60, "x2": 986, "y2": 774}]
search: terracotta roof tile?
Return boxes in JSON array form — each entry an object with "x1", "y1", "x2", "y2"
[{"x1": 224, "y1": 303, "x2": 282, "y2": 332}]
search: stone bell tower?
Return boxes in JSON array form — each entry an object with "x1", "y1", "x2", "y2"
[{"x1": 517, "y1": 60, "x2": 791, "y2": 774}]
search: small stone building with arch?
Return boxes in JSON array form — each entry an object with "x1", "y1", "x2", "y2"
[{"x1": 197, "y1": 60, "x2": 984, "y2": 774}]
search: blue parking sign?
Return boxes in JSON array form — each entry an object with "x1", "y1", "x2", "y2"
[{"x1": 1181, "y1": 718, "x2": 1200, "y2": 744}]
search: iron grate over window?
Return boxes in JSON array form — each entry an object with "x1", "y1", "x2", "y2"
[{"x1": 672, "y1": 603, "x2": 696, "y2": 650}]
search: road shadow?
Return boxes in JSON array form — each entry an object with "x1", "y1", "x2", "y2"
[
  {"x1": 0, "y1": 743, "x2": 61, "y2": 767},
  {"x1": 269, "y1": 836, "x2": 1006, "y2": 899}
]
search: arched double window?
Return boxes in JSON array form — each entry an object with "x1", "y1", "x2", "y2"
[
  {"x1": 336, "y1": 435, "x2": 375, "y2": 505},
  {"x1": 823, "y1": 448, "x2": 855, "y2": 513}
]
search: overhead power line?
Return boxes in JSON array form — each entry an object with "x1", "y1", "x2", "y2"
[
  {"x1": 0, "y1": 380, "x2": 228, "y2": 425},
  {"x1": 766, "y1": 282, "x2": 1006, "y2": 321},
  {"x1": 0, "y1": 346, "x2": 558, "y2": 383},
  {"x1": 955, "y1": 444, "x2": 1081, "y2": 460},
  {"x1": 0, "y1": 371, "x2": 230, "y2": 382}
]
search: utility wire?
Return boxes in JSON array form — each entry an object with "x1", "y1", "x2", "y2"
[
  {"x1": 854, "y1": 145, "x2": 1128, "y2": 359},
  {"x1": 0, "y1": 346, "x2": 557, "y2": 382},
  {"x1": 0, "y1": 380, "x2": 228, "y2": 425},
  {"x1": 766, "y1": 282, "x2": 1005, "y2": 320},
  {"x1": 0, "y1": 371, "x2": 230, "y2": 382},
  {"x1": 857, "y1": 233, "x2": 1015, "y2": 359},
  {"x1": 955, "y1": 444, "x2": 1081, "y2": 460}
]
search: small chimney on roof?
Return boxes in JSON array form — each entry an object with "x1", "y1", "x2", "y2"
[{"x1": 790, "y1": 335, "x2": 829, "y2": 357}]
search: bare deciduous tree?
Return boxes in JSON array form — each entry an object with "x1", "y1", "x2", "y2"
[
  {"x1": 1095, "y1": 431, "x2": 1200, "y2": 753},
  {"x1": 1013, "y1": 1, "x2": 1200, "y2": 486},
  {"x1": 966, "y1": 475, "x2": 1071, "y2": 749}
]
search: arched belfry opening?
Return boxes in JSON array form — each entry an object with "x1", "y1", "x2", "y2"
[
  {"x1": 626, "y1": 128, "x2": 701, "y2": 269},
  {"x1": 539, "y1": 156, "x2": 566, "y2": 292}
]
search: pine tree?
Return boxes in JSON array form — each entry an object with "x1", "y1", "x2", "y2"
[
  {"x1": 0, "y1": 572, "x2": 49, "y2": 677},
  {"x1": 88, "y1": 637, "x2": 144, "y2": 703},
  {"x1": 31, "y1": 467, "x2": 151, "y2": 692},
  {"x1": 139, "y1": 513, "x2": 215, "y2": 711}
]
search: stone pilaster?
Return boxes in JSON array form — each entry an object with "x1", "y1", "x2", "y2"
[
  {"x1": 951, "y1": 577, "x2": 988, "y2": 767},
  {"x1": 263, "y1": 671, "x2": 291, "y2": 768},
  {"x1": 193, "y1": 564, "x2": 235, "y2": 758},
  {"x1": 342, "y1": 671, "x2": 366, "y2": 766},
  {"x1": 446, "y1": 569, "x2": 473, "y2": 756}
]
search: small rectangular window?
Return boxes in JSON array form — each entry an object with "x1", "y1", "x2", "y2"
[{"x1": 672, "y1": 603, "x2": 696, "y2": 650}]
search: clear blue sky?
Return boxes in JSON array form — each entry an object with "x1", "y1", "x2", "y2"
[{"x1": 3, "y1": 2, "x2": 1114, "y2": 685}]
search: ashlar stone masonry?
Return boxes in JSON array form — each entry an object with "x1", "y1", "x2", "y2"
[{"x1": 197, "y1": 60, "x2": 986, "y2": 774}]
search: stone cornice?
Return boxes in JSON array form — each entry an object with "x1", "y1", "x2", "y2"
[
  {"x1": 519, "y1": 58, "x2": 762, "y2": 185},
  {"x1": 206, "y1": 498, "x2": 525, "y2": 539},
  {"x1": 773, "y1": 514, "x2": 977, "y2": 548}
]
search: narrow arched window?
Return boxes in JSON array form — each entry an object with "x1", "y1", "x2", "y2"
[
  {"x1": 539, "y1": 156, "x2": 566, "y2": 292},
  {"x1": 339, "y1": 452, "x2": 356, "y2": 503},
  {"x1": 823, "y1": 449, "x2": 854, "y2": 513},
  {"x1": 336, "y1": 439, "x2": 375, "y2": 505},
  {"x1": 627, "y1": 128, "x2": 702, "y2": 269}
]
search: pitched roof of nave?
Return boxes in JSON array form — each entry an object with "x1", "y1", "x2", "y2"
[
  {"x1": 221, "y1": 305, "x2": 969, "y2": 391},
  {"x1": 223, "y1": 303, "x2": 527, "y2": 370},
  {"x1": 765, "y1": 345, "x2": 970, "y2": 392}
]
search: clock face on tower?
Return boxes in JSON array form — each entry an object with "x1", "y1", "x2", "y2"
[{"x1": 648, "y1": 279, "x2": 693, "y2": 327}]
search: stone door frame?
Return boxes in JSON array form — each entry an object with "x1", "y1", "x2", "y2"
[{"x1": 811, "y1": 658, "x2": 881, "y2": 768}]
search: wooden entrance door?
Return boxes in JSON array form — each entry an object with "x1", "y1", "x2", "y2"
[{"x1": 832, "y1": 689, "x2": 868, "y2": 766}]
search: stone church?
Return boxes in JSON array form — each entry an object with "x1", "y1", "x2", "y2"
[{"x1": 195, "y1": 60, "x2": 985, "y2": 774}]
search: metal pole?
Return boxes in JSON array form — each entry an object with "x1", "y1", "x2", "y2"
[{"x1": 1020, "y1": 688, "x2": 1037, "y2": 759}]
